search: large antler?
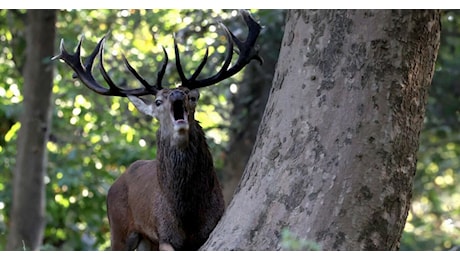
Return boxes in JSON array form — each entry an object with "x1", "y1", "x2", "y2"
[
  {"x1": 52, "y1": 36, "x2": 167, "y2": 97},
  {"x1": 175, "y1": 9, "x2": 263, "y2": 90}
]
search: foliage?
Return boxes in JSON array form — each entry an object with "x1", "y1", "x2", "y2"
[
  {"x1": 280, "y1": 228, "x2": 321, "y2": 251},
  {"x1": 1, "y1": 9, "x2": 459, "y2": 251},
  {"x1": 0, "y1": 9, "x2": 25, "y2": 249},
  {"x1": 0, "y1": 9, "x2": 283, "y2": 250}
]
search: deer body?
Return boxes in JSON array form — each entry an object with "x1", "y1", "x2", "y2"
[
  {"x1": 107, "y1": 134, "x2": 224, "y2": 250},
  {"x1": 53, "y1": 10, "x2": 261, "y2": 251},
  {"x1": 107, "y1": 88, "x2": 225, "y2": 250}
]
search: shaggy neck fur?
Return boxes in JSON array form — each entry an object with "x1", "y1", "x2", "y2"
[{"x1": 156, "y1": 120, "x2": 215, "y2": 218}]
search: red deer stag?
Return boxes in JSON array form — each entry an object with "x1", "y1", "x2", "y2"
[{"x1": 53, "y1": 10, "x2": 262, "y2": 250}]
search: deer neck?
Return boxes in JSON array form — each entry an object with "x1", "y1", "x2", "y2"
[{"x1": 156, "y1": 120, "x2": 215, "y2": 202}]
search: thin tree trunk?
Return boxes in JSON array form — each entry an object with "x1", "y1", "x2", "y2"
[
  {"x1": 203, "y1": 10, "x2": 440, "y2": 250},
  {"x1": 7, "y1": 10, "x2": 56, "y2": 251}
]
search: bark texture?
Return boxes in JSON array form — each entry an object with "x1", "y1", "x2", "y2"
[
  {"x1": 7, "y1": 10, "x2": 56, "y2": 250},
  {"x1": 202, "y1": 10, "x2": 440, "y2": 250},
  {"x1": 220, "y1": 10, "x2": 286, "y2": 205},
  {"x1": 221, "y1": 42, "x2": 281, "y2": 205}
]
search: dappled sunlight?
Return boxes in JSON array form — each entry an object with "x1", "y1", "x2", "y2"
[
  {"x1": 4, "y1": 122, "x2": 20, "y2": 142},
  {"x1": 2, "y1": 9, "x2": 456, "y2": 251},
  {"x1": 402, "y1": 125, "x2": 460, "y2": 249},
  {"x1": 54, "y1": 194, "x2": 70, "y2": 208},
  {"x1": 8, "y1": 9, "x2": 238, "y2": 250}
]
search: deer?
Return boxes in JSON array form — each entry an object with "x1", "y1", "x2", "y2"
[{"x1": 52, "y1": 10, "x2": 262, "y2": 250}]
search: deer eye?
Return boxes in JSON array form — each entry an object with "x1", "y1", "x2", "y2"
[
  {"x1": 155, "y1": 100, "x2": 163, "y2": 107},
  {"x1": 189, "y1": 96, "x2": 197, "y2": 102}
]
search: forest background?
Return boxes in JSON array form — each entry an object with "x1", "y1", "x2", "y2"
[{"x1": 0, "y1": 9, "x2": 459, "y2": 250}]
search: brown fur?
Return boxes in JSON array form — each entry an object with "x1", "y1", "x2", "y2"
[
  {"x1": 106, "y1": 88, "x2": 225, "y2": 250},
  {"x1": 54, "y1": 10, "x2": 261, "y2": 251}
]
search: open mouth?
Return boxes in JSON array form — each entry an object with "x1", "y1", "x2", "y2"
[{"x1": 171, "y1": 100, "x2": 189, "y2": 131}]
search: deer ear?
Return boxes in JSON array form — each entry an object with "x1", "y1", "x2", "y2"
[
  {"x1": 127, "y1": 96, "x2": 156, "y2": 117},
  {"x1": 190, "y1": 89, "x2": 200, "y2": 100}
]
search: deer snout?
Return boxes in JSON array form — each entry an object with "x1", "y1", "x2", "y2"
[
  {"x1": 168, "y1": 89, "x2": 189, "y2": 147},
  {"x1": 169, "y1": 90, "x2": 185, "y2": 102}
]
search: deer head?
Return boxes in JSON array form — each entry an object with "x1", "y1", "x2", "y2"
[
  {"x1": 52, "y1": 10, "x2": 262, "y2": 136},
  {"x1": 52, "y1": 10, "x2": 262, "y2": 250}
]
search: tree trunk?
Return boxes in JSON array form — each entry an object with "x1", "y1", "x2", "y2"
[
  {"x1": 220, "y1": 10, "x2": 286, "y2": 205},
  {"x1": 203, "y1": 10, "x2": 440, "y2": 250},
  {"x1": 7, "y1": 10, "x2": 56, "y2": 251}
]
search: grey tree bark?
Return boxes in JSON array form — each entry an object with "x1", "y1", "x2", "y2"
[
  {"x1": 203, "y1": 10, "x2": 440, "y2": 250},
  {"x1": 220, "y1": 10, "x2": 286, "y2": 205},
  {"x1": 7, "y1": 10, "x2": 56, "y2": 250}
]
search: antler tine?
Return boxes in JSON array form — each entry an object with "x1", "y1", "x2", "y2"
[
  {"x1": 53, "y1": 36, "x2": 164, "y2": 97},
  {"x1": 230, "y1": 10, "x2": 264, "y2": 66},
  {"x1": 156, "y1": 47, "x2": 169, "y2": 89},
  {"x1": 97, "y1": 37, "x2": 125, "y2": 96},
  {"x1": 211, "y1": 23, "x2": 235, "y2": 80},
  {"x1": 175, "y1": 40, "x2": 210, "y2": 83},
  {"x1": 189, "y1": 47, "x2": 209, "y2": 81},
  {"x1": 55, "y1": 36, "x2": 106, "y2": 94},
  {"x1": 176, "y1": 9, "x2": 263, "y2": 90},
  {"x1": 174, "y1": 36, "x2": 188, "y2": 85},
  {"x1": 122, "y1": 46, "x2": 168, "y2": 94}
]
